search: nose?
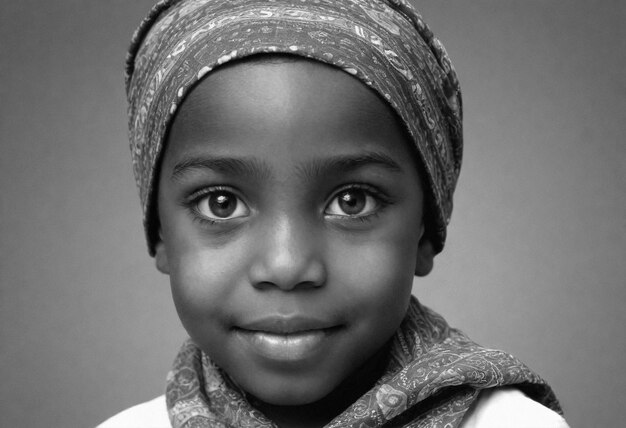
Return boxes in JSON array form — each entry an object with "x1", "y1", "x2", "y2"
[{"x1": 248, "y1": 215, "x2": 327, "y2": 291}]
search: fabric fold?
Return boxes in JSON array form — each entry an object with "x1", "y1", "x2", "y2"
[
  {"x1": 125, "y1": 0, "x2": 463, "y2": 256},
  {"x1": 166, "y1": 297, "x2": 561, "y2": 427}
]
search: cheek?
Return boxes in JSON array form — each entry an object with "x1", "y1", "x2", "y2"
[
  {"x1": 339, "y1": 214, "x2": 419, "y2": 279},
  {"x1": 166, "y1": 245, "x2": 244, "y2": 333},
  {"x1": 329, "y1": 226, "x2": 419, "y2": 318}
]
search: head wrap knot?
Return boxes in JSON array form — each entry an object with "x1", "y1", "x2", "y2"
[{"x1": 126, "y1": 0, "x2": 463, "y2": 255}]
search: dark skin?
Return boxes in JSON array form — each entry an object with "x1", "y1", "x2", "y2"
[
  {"x1": 154, "y1": 57, "x2": 434, "y2": 427},
  {"x1": 250, "y1": 342, "x2": 391, "y2": 427}
]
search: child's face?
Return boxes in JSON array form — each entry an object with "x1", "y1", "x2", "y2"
[{"x1": 156, "y1": 59, "x2": 429, "y2": 406}]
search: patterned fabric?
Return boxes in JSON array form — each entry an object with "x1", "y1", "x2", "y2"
[
  {"x1": 125, "y1": 0, "x2": 463, "y2": 256},
  {"x1": 165, "y1": 296, "x2": 562, "y2": 427}
]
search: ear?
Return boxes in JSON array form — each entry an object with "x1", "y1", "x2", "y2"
[
  {"x1": 414, "y1": 227, "x2": 435, "y2": 277},
  {"x1": 154, "y1": 234, "x2": 170, "y2": 275}
]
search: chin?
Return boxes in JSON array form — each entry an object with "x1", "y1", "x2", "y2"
[{"x1": 243, "y1": 374, "x2": 337, "y2": 406}]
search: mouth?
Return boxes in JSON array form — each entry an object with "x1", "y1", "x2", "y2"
[
  {"x1": 236, "y1": 315, "x2": 340, "y2": 334},
  {"x1": 233, "y1": 316, "x2": 343, "y2": 362}
]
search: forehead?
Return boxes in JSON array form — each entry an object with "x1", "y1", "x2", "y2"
[{"x1": 163, "y1": 57, "x2": 417, "y2": 172}]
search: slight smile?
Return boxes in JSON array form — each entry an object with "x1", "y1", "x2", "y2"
[{"x1": 234, "y1": 316, "x2": 343, "y2": 363}]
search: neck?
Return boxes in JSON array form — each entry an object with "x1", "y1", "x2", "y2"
[{"x1": 250, "y1": 343, "x2": 391, "y2": 428}]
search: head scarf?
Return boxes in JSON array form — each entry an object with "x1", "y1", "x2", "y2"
[{"x1": 126, "y1": 0, "x2": 463, "y2": 256}]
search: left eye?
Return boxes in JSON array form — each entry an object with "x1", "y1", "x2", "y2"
[
  {"x1": 325, "y1": 188, "x2": 379, "y2": 217},
  {"x1": 195, "y1": 190, "x2": 249, "y2": 220}
]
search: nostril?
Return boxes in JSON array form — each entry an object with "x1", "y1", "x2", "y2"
[
  {"x1": 248, "y1": 218, "x2": 327, "y2": 291},
  {"x1": 248, "y1": 257, "x2": 327, "y2": 291}
]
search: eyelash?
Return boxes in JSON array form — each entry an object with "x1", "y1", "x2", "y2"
[
  {"x1": 324, "y1": 183, "x2": 392, "y2": 222},
  {"x1": 183, "y1": 183, "x2": 392, "y2": 226},
  {"x1": 184, "y1": 186, "x2": 241, "y2": 226}
]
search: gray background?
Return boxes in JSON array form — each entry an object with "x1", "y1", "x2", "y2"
[{"x1": 1, "y1": 1, "x2": 624, "y2": 426}]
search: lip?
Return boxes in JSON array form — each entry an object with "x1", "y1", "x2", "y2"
[
  {"x1": 234, "y1": 315, "x2": 342, "y2": 363},
  {"x1": 236, "y1": 315, "x2": 338, "y2": 334}
]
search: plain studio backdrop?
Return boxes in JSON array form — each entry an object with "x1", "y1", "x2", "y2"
[{"x1": 1, "y1": 1, "x2": 624, "y2": 426}]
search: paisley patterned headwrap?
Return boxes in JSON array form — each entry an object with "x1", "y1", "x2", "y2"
[{"x1": 126, "y1": 0, "x2": 463, "y2": 256}]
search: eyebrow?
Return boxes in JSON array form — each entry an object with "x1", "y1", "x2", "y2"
[
  {"x1": 170, "y1": 151, "x2": 403, "y2": 182},
  {"x1": 296, "y1": 151, "x2": 403, "y2": 179},
  {"x1": 171, "y1": 155, "x2": 271, "y2": 181}
]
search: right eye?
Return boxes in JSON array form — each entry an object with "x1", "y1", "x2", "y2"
[{"x1": 195, "y1": 190, "x2": 249, "y2": 221}]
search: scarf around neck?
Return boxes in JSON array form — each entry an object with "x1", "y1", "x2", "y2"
[{"x1": 165, "y1": 297, "x2": 562, "y2": 427}]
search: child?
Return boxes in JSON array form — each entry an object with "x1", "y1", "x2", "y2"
[{"x1": 101, "y1": 0, "x2": 569, "y2": 426}]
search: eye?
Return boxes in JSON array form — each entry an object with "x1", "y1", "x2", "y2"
[
  {"x1": 195, "y1": 190, "x2": 249, "y2": 221},
  {"x1": 325, "y1": 188, "x2": 380, "y2": 217}
]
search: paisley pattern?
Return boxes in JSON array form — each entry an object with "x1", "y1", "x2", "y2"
[
  {"x1": 166, "y1": 297, "x2": 562, "y2": 427},
  {"x1": 125, "y1": 0, "x2": 463, "y2": 256}
]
